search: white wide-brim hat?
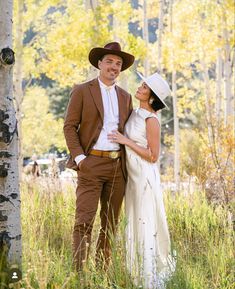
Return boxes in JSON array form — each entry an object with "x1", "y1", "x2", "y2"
[{"x1": 137, "y1": 71, "x2": 171, "y2": 109}]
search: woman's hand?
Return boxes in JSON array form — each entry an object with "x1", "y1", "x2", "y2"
[{"x1": 107, "y1": 130, "x2": 129, "y2": 145}]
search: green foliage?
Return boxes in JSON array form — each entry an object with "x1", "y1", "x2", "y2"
[
  {"x1": 22, "y1": 86, "x2": 67, "y2": 156},
  {"x1": 19, "y1": 180, "x2": 234, "y2": 288},
  {"x1": 179, "y1": 129, "x2": 209, "y2": 184},
  {"x1": 47, "y1": 84, "x2": 70, "y2": 119}
]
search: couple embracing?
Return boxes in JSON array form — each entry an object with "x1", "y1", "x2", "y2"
[{"x1": 64, "y1": 42, "x2": 175, "y2": 289}]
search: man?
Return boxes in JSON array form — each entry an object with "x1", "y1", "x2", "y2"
[{"x1": 64, "y1": 42, "x2": 135, "y2": 270}]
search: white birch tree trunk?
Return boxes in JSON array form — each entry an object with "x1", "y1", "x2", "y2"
[
  {"x1": 156, "y1": 0, "x2": 164, "y2": 171},
  {"x1": 157, "y1": 0, "x2": 164, "y2": 74},
  {"x1": 14, "y1": 0, "x2": 24, "y2": 181},
  {"x1": 172, "y1": 70, "x2": 180, "y2": 191},
  {"x1": 223, "y1": 26, "x2": 233, "y2": 125},
  {"x1": 84, "y1": 0, "x2": 98, "y2": 80},
  {"x1": 113, "y1": 0, "x2": 129, "y2": 91},
  {"x1": 143, "y1": 0, "x2": 150, "y2": 77},
  {"x1": 0, "y1": 0, "x2": 21, "y2": 282},
  {"x1": 201, "y1": 57, "x2": 214, "y2": 146},
  {"x1": 170, "y1": 0, "x2": 180, "y2": 190},
  {"x1": 84, "y1": 0, "x2": 98, "y2": 10},
  {"x1": 216, "y1": 48, "x2": 222, "y2": 123}
]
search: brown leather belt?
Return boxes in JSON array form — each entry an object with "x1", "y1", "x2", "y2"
[{"x1": 89, "y1": 149, "x2": 121, "y2": 159}]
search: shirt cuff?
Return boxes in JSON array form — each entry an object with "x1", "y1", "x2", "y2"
[{"x1": 74, "y1": 154, "x2": 86, "y2": 166}]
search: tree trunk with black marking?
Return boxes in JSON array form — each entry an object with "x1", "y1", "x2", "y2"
[
  {"x1": 14, "y1": 0, "x2": 24, "y2": 182},
  {"x1": 0, "y1": 0, "x2": 22, "y2": 286}
]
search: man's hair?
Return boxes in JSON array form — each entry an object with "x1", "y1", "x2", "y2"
[
  {"x1": 99, "y1": 54, "x2": 123, "y2": 62},
  {"x1": 99, "y1": 55, "x2": 106, "y2": 61}
]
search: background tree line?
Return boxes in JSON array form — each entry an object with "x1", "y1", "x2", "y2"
[{"x1": 14, "y1": 0, "x2": 234, "y2": 201}]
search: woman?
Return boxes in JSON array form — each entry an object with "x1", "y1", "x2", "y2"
[{"x1": 108, "y1": 72, "x2": 175, "y2": 289}]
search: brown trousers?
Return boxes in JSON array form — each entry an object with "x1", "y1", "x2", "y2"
[{"x1": 73, "y1": 155, "x2": 125, "y2": 270}]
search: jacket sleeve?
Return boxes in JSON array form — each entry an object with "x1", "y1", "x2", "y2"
[{"x1": 63, "y1": 85, "x2": 85, "y2": 160}]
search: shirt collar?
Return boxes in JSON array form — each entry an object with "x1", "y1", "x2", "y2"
[{"x1": 98, "y1": 78, "x2": 116, "y2": 90}]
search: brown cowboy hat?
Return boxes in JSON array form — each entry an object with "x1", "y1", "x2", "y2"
[{"x1": 89, "y1": 42, "x2": 135, "y2": 71}]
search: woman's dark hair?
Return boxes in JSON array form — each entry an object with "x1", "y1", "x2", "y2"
[{"x1": 149, "y1": 89, "x2": 165, "y2": 111}]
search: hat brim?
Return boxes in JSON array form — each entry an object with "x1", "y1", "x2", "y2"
[
  {"x1": 89, "y1": 48, "x2": 135, "y2": 71},
  {"x1": 137, "y1": 72, "x2": 169, "y2": 109}
]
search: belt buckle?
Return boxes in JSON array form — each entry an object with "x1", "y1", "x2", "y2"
[{"x1": 109, "y1": 151, "x2": 119, "y2": 159}]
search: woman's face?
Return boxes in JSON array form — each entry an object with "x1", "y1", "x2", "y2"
[{"x1": 135, "y1": 82, "x2": 151, "y2": 102}]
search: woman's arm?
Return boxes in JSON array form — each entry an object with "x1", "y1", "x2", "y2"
[
  {"x1": 146, "y1": 117, "x2": 160, "y2": 162},
  {"x1": 108, "y1": 117, "x2": 160, "y2": 163}
]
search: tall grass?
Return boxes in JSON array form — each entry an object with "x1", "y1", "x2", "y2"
[
  {"x1": 17, "y1": 179, "x2": 234, "y2": 289},
  {"x1": 165, "y1": 192, "x2": 234, "y2": 289}
]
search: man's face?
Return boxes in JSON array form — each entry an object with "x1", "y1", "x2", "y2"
[{"x1": 98, "y1": 54, "x2": 123, "y2": 83}]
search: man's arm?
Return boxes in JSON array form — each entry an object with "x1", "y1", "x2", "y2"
[{"x1": 63, "y1": 85, "x2": 85, "y2": 161}]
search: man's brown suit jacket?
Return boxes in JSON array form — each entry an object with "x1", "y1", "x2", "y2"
[{"x1": 64, "y1": 78, "x2": 133, "y2": 180}]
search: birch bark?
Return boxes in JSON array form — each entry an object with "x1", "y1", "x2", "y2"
[
  {"x1": 223, "y1": 25, "x2": 233, "y2": 125},
  {"x1": 14, "y1": 0, "x2": 24, "y2": 181},
  {"x1": 170, "y1": 0, "x2": 180, "y2": 190},
  {"x1": 157, "y1": 0, "x2": 164, "y2": 74},
  {"x1": 84, "y1": 0, "x2": 98, "y2": 10},
  {"x1": 216, "y1": 48, "x2": 222, "y2": 123},
  {"x1": 143, "y1": 0, "x2": 150, "y2": 76},
  {"x1": 84, "y1": 0, "x2": 98, "y2": 80},
  {"x1": 0, "y1": 0, "x2": 22, "y2": 280},
  {"x1": 172, "y1": 69, "x2": 180, "y2": 190}
]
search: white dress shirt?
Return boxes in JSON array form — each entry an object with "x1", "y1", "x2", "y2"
[{"x1": 75, "y1": 78, "x2": 120, "y2": 166}]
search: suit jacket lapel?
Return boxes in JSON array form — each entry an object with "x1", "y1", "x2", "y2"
[
  {"x1": 89, "y1": 78, "x2": 104, "y2": 121},
  {"x1": 89, "y1": 79, "x2": 126, "y2": 130},
  {"x1": 116, "y1": 86, "x2": 125, "y2": 131}
]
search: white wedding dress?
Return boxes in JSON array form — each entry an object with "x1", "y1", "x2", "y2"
[{"x1": 125, "y1": 108, "x2": 175, "y2": 289}]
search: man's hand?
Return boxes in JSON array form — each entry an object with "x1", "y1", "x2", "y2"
[{"x1": 75, "y1": 154, "x2": 87, "y2": 170}]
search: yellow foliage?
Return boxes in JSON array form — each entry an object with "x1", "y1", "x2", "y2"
[
  {"x1": 179, "y1": 122, "x2": 234, "y2": 203},
  {"x1": 37, "y1": 3, "x2": 94, "y2": 86},
  {"x1": 20, "y1": 0, "x2": 148, "y2": 87},
  {"x1": 162, "y1": 0, "x2": 234, "y2": 70}
]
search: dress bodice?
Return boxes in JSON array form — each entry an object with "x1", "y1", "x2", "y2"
[{"x1": 124, "y1": 108, "x2": 159, "y2": 149}]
